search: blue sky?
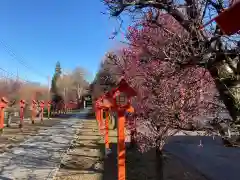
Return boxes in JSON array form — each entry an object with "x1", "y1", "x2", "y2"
[{"x1": 0, "y1": 0, "x2": 126, "y2": 85}]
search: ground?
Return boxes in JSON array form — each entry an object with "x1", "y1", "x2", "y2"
[
  {"x1": 126, "y1": 148, "x2": 208, "y2": 180},
  {"x1": 54, "y1": 112, "x2": 209, "y2": 180},
  {"x1": 0, "y1": 113, "x2": 80, "y2": 179},
  {"x1": 0, "y1": 109, "x2": 231, "y2": 180},
  {"x1": 165, "y1": 135, "x2": 240, "y2": 180},
  {"x1": 0, "y1": 118, "x2": 61, "y2": 154},
  {"x1": 54, "y1": 119, "x2": 104, "y2": 180}
]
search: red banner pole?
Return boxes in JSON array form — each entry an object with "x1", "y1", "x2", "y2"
[
  {"x1": 105, "y1": 109, "x2": 112, "y2": 157},
  {"x1": 118, "y1": 110, "x2": 126, "y2": 180},
  {"x1": 96, "y1": 110, "x2": 99, "y2": 121},
  {"x1": 0, "y1": 98, "x2": 8, "y2": 133},
  {"x1": 105, "y1": 110, "x2": 109, "y2": 149},
  {"x1": 99, "y1": 109, "x2": 104, "y2": 135}
]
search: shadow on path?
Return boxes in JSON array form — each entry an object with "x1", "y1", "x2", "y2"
[{"x1": 165, "y1": 135, "x2": 240, "y2": 180}]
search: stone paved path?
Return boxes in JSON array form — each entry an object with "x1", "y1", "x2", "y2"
[
  {"x1": 54, "y1": 118, "x2": 104, "y2": 180},
  {"x1": 0, "y1": 110, "x2": 88, "y2": 180}
]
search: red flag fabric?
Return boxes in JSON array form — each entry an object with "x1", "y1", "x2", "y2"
[{"x1": 215, "y1": 2, "x2": 240, "y2": 35}]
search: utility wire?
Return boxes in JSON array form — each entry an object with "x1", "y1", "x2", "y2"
[
  {"x1": 0, "y1": 40, "x2": 48, "y2": 78},
  {"x1": 0, "y1": 67, "x2": 31, "y2": 84},
  {"x1": 0, "y1": 72, "x2": 14, "y2": 81}
]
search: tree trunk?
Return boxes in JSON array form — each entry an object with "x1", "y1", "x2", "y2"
[
  {"x1": 207, "y1": 58, "x2": 240, "y2": 145},
  {"x1": 156, "y1": 147, "x2": 164, "y2": 180}
]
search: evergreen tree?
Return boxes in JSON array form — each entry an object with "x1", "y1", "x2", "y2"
[
  {"x1": 55, "y1": 61, "x2": 62, "y2": 76},
  {"x1": 50, "y1": 61, "x2": 63, "y2": 109}
]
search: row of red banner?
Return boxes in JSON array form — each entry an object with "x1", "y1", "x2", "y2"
[
  {"x1": 94, "y1": 78, "x2": 137, "y2": 180},
  {"x1": 0, "y1": 97, "x2": 78, "y2": 131}
]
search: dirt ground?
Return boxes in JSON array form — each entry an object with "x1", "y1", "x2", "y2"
[
  {"x1": 126, "y1": 146, "x2": 209, "y2": 180},
  {"x1": 0, "y1": 118, "x2": 61, "y2": 154},
  {"x1": 54, "y1": 117, "x2": 209, "y2": 180},
  {"x1": 102, "y1": 130, "x2": 208, "y2": 180},
  {"x1": 163, "y1": 151, "x2": 208, "y2": 180}
]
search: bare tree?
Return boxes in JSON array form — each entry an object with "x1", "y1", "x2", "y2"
[
  {"x1": 56, "y1": 74, "x2": 73, "y2": 102},
  {"x1": 56, "y1": 67, "x2": 89, "y2": 106},
  {"x1": 71, "y1": 67, "x2": 89, "y2": 101}
]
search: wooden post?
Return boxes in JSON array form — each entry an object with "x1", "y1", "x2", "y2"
[
  {"x1": 31, "y1": 100, "x2": 36, "y2": 124},
  {"x1": 47, "y1": 101, "x2": 51, "y2": 119},
  {"x1": 19, "y1": 100, "x2": 25, "y2": 129},
  {"x1": 20, "y1": 107, "x2": 24, "y2": 127},
  {"x1": 40, "y1": 101, "x2": 44, "y2": 122},
  {"x1": 31, "y1": 104, "x2": 35, "y2": 124},
  {"x1": 41, "y1": 107, "x2": 44, "y2": 121},
  {"x1": 117, "y1": 110, "x2": 126, "y2": 180},
  {"x1": 0, "y1": 106, "x2": 4, "y2": 133}
]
